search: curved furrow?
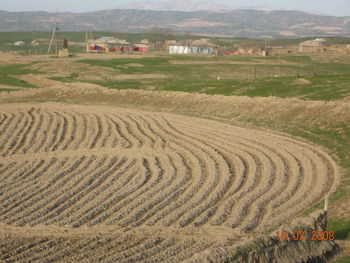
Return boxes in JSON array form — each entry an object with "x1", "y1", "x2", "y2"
[
  {"x1": 0, "y1": 158, "x2": 73, "y2": 224},
  {"x1": 150, "y1": 116, "x2": 232, "y2": 227},
  {"x1": 89, "y1": 114, "x2": 103, "y2": 149},
  {"x1": 141, "y1": 239, "x2": 198, "y2": 263},
  {"x1": 24, "y1": 155, "x2": 112, "y2": 226},
  {"x1": 170, "y1": 118, "x2": 314, "y2": 229},
  {"x1": 163, "y1": 118, "x2": 244, "y2": 227},
  {"x1": 50, "y1": 111, "x2": 70, "y2": 152},
  {"x1": 39, "y1": 236, "x2": 101, "y2": 263},
  {"x1": 3, "y1": 156, "x2": 89, "y2": 225},
  {"x1": 0, "y1": 158, "x2": 58, "y2": 210},
  {"x1": 69, "y1": 159, "x2": 139, "y2": 227},
  {"x1": 117, "y1": 238, "x2": 178, "y2": 263},
  {"x1": 105, "y1": 114, "x2": 134, "y2": 148},
  {"x1": 98, "y1": 237, "x2": 165, "y2": 263},
  {"x1": 164, "y1": 240, "x2": 213, "y2": 263},
  {"x1": 50, "y1": 157, "x2": 128, "y2": 225},
  {"x1": 24, "y1": 108, "x2": 53, "y2": 153},
  {"x1": 128, "y1": 153, "x2": 189, "y2": 227},
  {"x1": 143, "y1": 115, "x2": 210, "y2": 227},
  {"x1": 267, "y1": 145, "x2": 326, "y2": 222},
  {"x1": 32, "y1": 108, "x2": 56, "y2": 153},
  {"x1": 99, "y1": 115, "x2": 114, "y2": 147},
  {"x1": 1, "y1": 111, "x2": 29, "y2": 157},
  {"x1": 60, "y1": 158, "x2": 135, "y2": 226},
  {"x1": 107, "y1": 155, "x2": 190, "y2": 227},
  {"x1": 20, "y1": 108, "x2": 44, "y2": 154},
  {"x1": 43, "y1": 111, "x2": 64, "y2": 152},
  {"x1": 105, "y1": 156, "x2": 164, "y2": 225},
  {"x1": 44, "y1": 157, "x2": 127, "y2": 225},
  {"x1": 69, "y1": 111, "x2": 89, "y2": 150},
  {"x1": 0, "y1": 158, "x2": 71, "y2": 216},
  {"x1": 17, "y1": 238, "x2": 67, "y2": 263},
  {"x1": 123, "y1": 113, "x2": 156, "y2": 147},
  {"x1": 61, "y1": 110, "x2": 78, "y2": 150},
  {"x1": 93, "y1": 158, "x2": 160, "y2": 226},
  {"x1": 135, "y1": 113, "x2": 166, "y2": 148},
  {"x1": 31, "y1": 155, "x2": 118, "y2": 225},
  {"x1": 8, "y1": 108, "x2": 37, "y2": 155},
  {"x1": 0, "y1": 110, "x2": 15, "y2": 137},
  {"x1": 91, "y1": 236, "x2": 150, "y2": 263},
  {"x1": 2, "y1": 238, "x2": 51, "y2": 263},
  {"x1": 74, "y1": 163, "x2": 146, "y2": 226},
  {"x1": 53, "y1": 236, "x2": 116, "y2": 263},
  {"x1": 92, "y1": 234, "x2": 147, "y2": 262},
  {"x1": 0, "y1": 159, "x2": 38, "y2": 185},
  {"x1": 172, "y1": 120, "x2": 294, "y2": 230},
  {"x1": 0, "y1": 160, "x2": 26, "y2": 184},
  {"x1": 0, "y1": 158, "x2": 60, "y2": 211},
  {"x1": 0, "y1": 104, "x2": 339, "y2": 263},
  {"x1": 0, "y1": 112, "x2": 7, "y2": 124},
  {"x1": 111, "y1": 113, "x2": 143, "y2": 148},
  {"x1": 0, "y1": 160, "x2": 46, "y2": 203}
]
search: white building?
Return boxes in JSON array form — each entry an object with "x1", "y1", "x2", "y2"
[
  {"x1": 14, "y1": 41, "x2": 26, "y2": 46},
  {"x1": 169, "y1": 46, "x2": 213, "y2": 54}
]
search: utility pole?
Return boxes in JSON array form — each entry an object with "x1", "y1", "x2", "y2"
[{"x1": 47, "y1": 22, "x2": 59, "y2": 54}]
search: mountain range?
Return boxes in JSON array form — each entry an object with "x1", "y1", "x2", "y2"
[
  {"x1": 119, "y1": 0, "x2": 230, "y2": 11},
  {"x1": 119, "y1": 0, "x2": 297, "y2": 13},
  {"x1": 0, "y1": 6, "x2": 349, "y2": 38}
]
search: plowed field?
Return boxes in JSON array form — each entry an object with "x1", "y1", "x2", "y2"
[{"x1": 0, "y1": 103, "x2": 338, "y2": 262}]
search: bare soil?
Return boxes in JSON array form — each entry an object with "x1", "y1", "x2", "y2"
[{"x1": 0, "y1": 102, "x2": 339, "y2": 262}]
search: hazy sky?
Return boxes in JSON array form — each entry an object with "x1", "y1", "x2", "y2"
[{"x1": 1, "y1": 0, "x2": 349, "y2": 16}]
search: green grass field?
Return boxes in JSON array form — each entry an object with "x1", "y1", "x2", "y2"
[
  {"x1": 76, "y1": 55, "x2": 350, "y2": 101},
  {"x1": 0, "y1": 64, "x2": 40, "y2": 88}
]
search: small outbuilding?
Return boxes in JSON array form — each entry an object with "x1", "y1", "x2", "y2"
[{"x1": 14, "y1": 41, "x2": 26, "y2": 46}]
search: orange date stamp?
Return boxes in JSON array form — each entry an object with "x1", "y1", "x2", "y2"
[{"x1": 276, "y1": 231, "x2": 335, "y2": 241}]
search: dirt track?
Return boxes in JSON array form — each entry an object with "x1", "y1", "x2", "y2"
[{"x1": 0, "y1": 103, "x2": 339, "y2": 262}]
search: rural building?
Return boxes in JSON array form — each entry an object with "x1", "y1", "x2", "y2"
[
  {"x1": 88, "y1": 37, "x2": 148, "y2": 53},
  {"x1": 14, "y1": 41, "x2": 26, "y2": 46},
  {"x1": 132, "y1": 43, "x2": 148, "y2": 52},
  {"x1": 299, "y1": 38, "x2": 328, "y2": 53},
  {"x1": 88, "y1": 37, "x2": 131, "y2": 53},
  {"x1": 236, "y1": 46, "x2": 264, "y2": 56},
  {"x1": 31, "y1": 40, "x2": 39, "y2": 46},
  {"x1": 267, "y1": 46, "x2": 297, "y2": 56},
  {"x1": 169, "y1": 39, "x2": 217, "y2": 55}
]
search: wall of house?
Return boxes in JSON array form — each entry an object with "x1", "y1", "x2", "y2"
[{"x1": 169, "y1": 46, "x2": 213, "y2": 55}]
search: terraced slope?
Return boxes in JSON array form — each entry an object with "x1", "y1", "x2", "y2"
[{"x1": 0, "y1": 103, "x2": 338, "y2": 262}]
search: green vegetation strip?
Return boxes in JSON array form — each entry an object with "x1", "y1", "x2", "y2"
[
  {"x1": 78, "y1": 55, "x2": 350, "y2": 101},
  {"x1": 0, "y1": 64, "x2": 40, "y2": 88}
]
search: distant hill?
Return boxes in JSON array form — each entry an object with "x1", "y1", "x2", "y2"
[
  {"x1": 119, "y1": 0, "x2": 230, "y2": 11},
  {"x1": 0, "y1": 8, "x2": 349, "y2": 38}
]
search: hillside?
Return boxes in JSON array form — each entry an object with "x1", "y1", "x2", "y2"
[
  {"x1": 119, "y1": 0, "x2": 230, "y2": 11},
  {"x1": 0, "y1": 9, "x2": 349, "y2": 38}
]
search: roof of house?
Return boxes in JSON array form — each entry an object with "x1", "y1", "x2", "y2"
[
  {"x1": 173, "y1": 39, "x2": 216, "y2": 47},
  {"x1": 299, "y1": 38, "x2": 328, "y2": 47},
  {"x1": 94, "y1": 37, "x2": 130, "y2": 45}
]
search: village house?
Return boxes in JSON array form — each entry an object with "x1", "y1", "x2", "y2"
[
  {"x1": 88, "y1": 37, "x2": 131, "y2": 53},
  {"x1": 169, "y1": 39, "x2": 217, "y2": 55},
  {"x1": 299, "y1": 38, "x2": 328, "y2": 53},
  {"x1": 14, "y1": 41, "x2": 26, "y2": 46}
]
